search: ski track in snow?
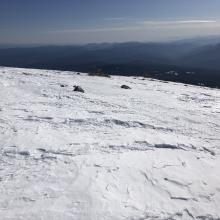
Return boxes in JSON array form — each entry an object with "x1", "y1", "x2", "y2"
[{"x1": 0, "y1": 67, "x2": 220, "y2": 220}]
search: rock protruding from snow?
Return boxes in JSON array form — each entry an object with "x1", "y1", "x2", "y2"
[
  {"x1": 73, "y1": 85, "x2": 85, "y2": 93},
  {"x1": 121, "y1": 84, "x2": 131, "y2": 89}
]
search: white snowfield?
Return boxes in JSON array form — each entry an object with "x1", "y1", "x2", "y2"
[{"x1": 0, "y1": 67, "x2": 220, "y2": 220}]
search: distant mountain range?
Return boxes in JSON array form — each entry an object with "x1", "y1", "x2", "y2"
[
  {"x1": 179, "y1": 44, "x2": 220, "y2": 70},
  {"x1": 0, "y1": 36, "x2": 220, "y2": 88}
]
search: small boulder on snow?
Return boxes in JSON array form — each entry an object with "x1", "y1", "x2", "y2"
[
  {"x1": 121, "y1": 85, "x2": 131, "y2": 89},
  {"x1": 73, "y1": 85, "x2": 85, "y2": 93}
]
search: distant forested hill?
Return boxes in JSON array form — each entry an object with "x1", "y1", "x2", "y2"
[{"x1": 0, "y1": 40, "x2": 220, "y2": 88}]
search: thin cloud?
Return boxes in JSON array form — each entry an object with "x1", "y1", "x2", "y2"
[
  {"x1": 49, "y1": 20, "x2": 219, "y2": 34},
  {"x1": 49, "y1": 26, "x2": 143, "y2": 33},
  {"x1": 141, "y1": 20, "x2": 217, "y2": 26},
  {"x1": 176, "y1": 20, "x2": 217, "y2": 24}
]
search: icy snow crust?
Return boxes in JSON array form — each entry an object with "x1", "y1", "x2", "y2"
[{"x1": 0, "y1": 67, "x2": 220, "y2": 220}]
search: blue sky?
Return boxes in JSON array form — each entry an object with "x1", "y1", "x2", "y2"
[{"x1": 1, "y1": 0, "x2": 220, "y2": 44}]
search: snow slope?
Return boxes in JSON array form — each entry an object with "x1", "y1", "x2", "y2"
[{"x1": 0, "y1": 67, "x2": 220, "y2": 220}]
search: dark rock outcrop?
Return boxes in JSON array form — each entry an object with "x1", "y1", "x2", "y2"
[
  {"x1": 121, "y1": 85, "x2": 131, "y2": 89},
  {"x1": 73, "y1": 85, "x2": 85, "y2": 93}
]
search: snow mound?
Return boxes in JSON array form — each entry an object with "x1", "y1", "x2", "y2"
[{"x1": 0, "y1": 67, "x2": 220, "y2": 220}]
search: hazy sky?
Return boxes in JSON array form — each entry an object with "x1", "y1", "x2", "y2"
[{"x1": 1, "y1": 0, "x2": 220, "y2": 44}]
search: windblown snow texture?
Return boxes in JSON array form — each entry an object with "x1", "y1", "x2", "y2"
[{"x1": 0, "y1": 67, "x2": 220, "y2": 220}]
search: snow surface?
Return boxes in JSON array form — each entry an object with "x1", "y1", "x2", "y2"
[{"x1": 0, "y1": 67, "x2": 220, "y2": 220}]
